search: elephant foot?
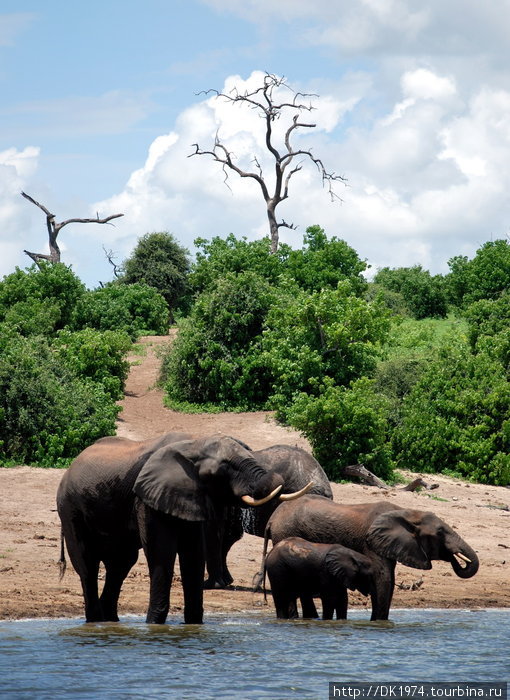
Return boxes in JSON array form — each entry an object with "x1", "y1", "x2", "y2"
[{"x1": 203, "y1": 576, "x2": 232, "y2": 590}]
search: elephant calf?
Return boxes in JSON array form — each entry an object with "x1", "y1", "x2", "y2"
[{"x1": 265, "y1": 537, "x2": 373, "y2": 620}]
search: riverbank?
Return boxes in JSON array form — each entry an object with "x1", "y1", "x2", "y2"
[{"x1": 0, "y1": 335, "x2": 508, "y2": 620}]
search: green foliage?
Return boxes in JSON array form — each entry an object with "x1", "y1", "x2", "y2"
[
  {"x1": 189, "y1": 234, "x2": 289, "y2": 295},
  {"x1": 121, "y1": 232, "x2": 190, "y2": 314},
  {"x1": 262, "y1": 281, "x2": 392, "y2": 414},
  {"x1": 286, "y1": 377, "x2": 393, "y2": 481},
  {"x1": 285, "y1": 225, "x2": 368, "y2": 295},
  {"x1": 374, "y1": 265, "x2": 448, "y2": 319},
  {"x1": 391, "y1": 341, "x2": 510, "y2": 485},
  {"x1": 70, "y1": 282, "x2": 169, "y2": 340},
  {"x1": 447, "y1": 239, "x2": 510, "y2": 307},
  {"x1": 161, "y1": 272, "x2": 277, "y2": 409},
  {"x1": 0, "y1": 332, "x2": 119, "y2": 467},
  {"x1": 364, "y1": 283, "x2": 412, "y2": 318},
  {"x1": 0, "y1": 263, "x2": 86, "y2": 333},
  {"x1": 53, "y1": 328, "x2": 132, "y2": 400}
]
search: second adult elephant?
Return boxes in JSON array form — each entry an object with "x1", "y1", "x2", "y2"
[
  {"x1": 57, "y1": 433, "x2": 298, "y2": 624},
  {"x1": 257, "y1": 495, "x2": 479, "y2": 621},
  {"x1": 205, "y1": 445, "x2": 333, "y2": 589},
  {"x1": 265, "y1": 537, "x2": 374, "y2": 619}
]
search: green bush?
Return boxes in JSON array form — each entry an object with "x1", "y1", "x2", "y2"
[
  {"x1": 53, "y1": 328, "x2": 132, "y2": 400},
  {"x1": 121, "y1": 231, "x2": 190, "y2": 314},
  {"x1": 285, "y1": 225, "x2": 368, "y2": 295},
  {"x1": 464, "y1": 293, "x2": 510, "y2": 349},
  {"x1": 0, "y1": 262, "x2": 86, "y2": 333},
  {"x1": 70, "y1": 282, "x2": 169, "y2": 340},
  {"x1": 188, "y1": 234, "x2": 289, "y2": 295},
  {"x1": 374, "y1": 265, "x2": 448, "y2": 319},
  {"x1": 262, "y1": 281, "x2": 391, "y2": 414},
  {"x1": 286, "y1": 377, "x2": 394, "y2": 481},
  {"x1": 0, "y1": 332, "x2": 119, "y2": 467},
  {"x1": 161, "y1": 272, "x2": 277, "y2": 409},
  {"x1": 447, "y1": 240, "x2": 510, "y2": 307},
  {"x1": 391, "y1": 342, "x2": 510, "y2": 485}
]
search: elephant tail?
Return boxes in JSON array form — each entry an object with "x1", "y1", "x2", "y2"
[{"x1": 58, "y1": 527, "x2": 67, "y2": 581}]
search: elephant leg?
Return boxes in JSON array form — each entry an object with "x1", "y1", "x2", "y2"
[
  {"x1": 219, "y1": 507, "x2": 244, "y2": 586},
  {"x1": 370, "y1": 560, "x2": 395, "y2": 621},
  {"x1": 271, "y1": 590, "x2": 295, "y2": 619},
  {"x1": 178, "y1": 522, "x2": 206, "y2": 624},
  {"x1": 138, "y1": 507, "x2": 177, "y2": 624},
  {"x1": 100, "y1": 545, "x2": 139, "y2": 622},
  {"x1": 61, "y1": 520, "x2": 102, "y2": 622},
  {"x1": 300, "y1": 596, "x2": 319, "y2": 619},
  {"x1": 79, "y1": 559, "x2": 102, "y2": 622},
  {"x1": 332, "y1": 588, "x2": 348, "y2": 620},
  {"x1": 203, "y1": 520, "x2": 231, "y2": 589}
]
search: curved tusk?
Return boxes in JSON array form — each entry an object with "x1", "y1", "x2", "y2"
[
  {"x1": 455, "y1": 552, "x2": 472, "y2": 564},
  {"x1": 278, "y1": 481, "x2": 314, "y2": 501},
  {"x1": 241, "y1": 484, "x2": 282, "y2": 506}
]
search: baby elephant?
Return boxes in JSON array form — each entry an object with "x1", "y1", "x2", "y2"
[{"x1": 265, "y1": 537, "x2": 373, "y2": 620}]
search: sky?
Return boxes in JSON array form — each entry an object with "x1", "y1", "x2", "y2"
[{"x1": 1, "y1": 0, "x2": 510, "y2": 289}]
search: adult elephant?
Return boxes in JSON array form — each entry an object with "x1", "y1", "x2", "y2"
[
  {"x1": 265, "y1": 537, "x2": 374, "y2": 620},
  {"x1": 57, "y1": 433, "x2": 304, "y2": 625},
  {"x1": 205, "y1": 445, "x2": 333, "y2": 589},
  {"x1": 256, "y1": 494, "x2": 479, "y2": 621}
]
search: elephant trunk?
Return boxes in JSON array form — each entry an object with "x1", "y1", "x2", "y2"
[{"x1": 448, "y1": 541, "x2": 479, "y2": 579}]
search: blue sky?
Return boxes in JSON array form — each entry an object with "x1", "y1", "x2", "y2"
[{"x1": 1, "y1": 1, "x2": 510, "y2": 288}]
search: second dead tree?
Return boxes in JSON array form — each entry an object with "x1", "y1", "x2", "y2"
[{"x1": 21, "y1": 191, "x2": 124, "y2": 265}]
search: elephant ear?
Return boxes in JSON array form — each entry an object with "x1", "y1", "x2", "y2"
[
  {"x1": 366, "y1": 510, "x2": 432, "y2": 569},
  {"x1": 133, "y1": 442, "x2": 214, "y2": 521},
  {"x1": 324, "y1": 548, "x2": 357, "y2": 591}
]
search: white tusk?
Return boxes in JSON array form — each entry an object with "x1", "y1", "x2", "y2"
[
  {"x1": 455, "y1": 552, "x2": 472, "y2": 564},
  {"x1": 241, "y1": 484, "x2": 282, "y2": 506},
  {"x1": 279, "y1": 481, "x2": 314, "y2": 501}
]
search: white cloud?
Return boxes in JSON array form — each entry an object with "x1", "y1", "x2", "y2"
[
  {"x1": 0, "y1": 146, "x2": 41, "y2": 278},
  {"x1": 87, "y1": 66, "x2": 510, "y2": 281}
]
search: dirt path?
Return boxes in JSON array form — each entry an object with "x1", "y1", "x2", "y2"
[{"x1": 0, "y1": 335, "x2": 509, "y2": 620}]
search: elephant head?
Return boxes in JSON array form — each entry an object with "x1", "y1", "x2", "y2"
[
  {"x1": 324, "y1": 547, "x2": 373, "y2": 597},
  {"x1": 133, "y1": 435, "x2": 286, "y2": 521},
  {"x1": 366, "y1": 508, "x2": 479, "y2": 579}
]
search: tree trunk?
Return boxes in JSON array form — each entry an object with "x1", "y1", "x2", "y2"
[{"x1": 267, "y1": 204, "x2": 279, "y2": 254}]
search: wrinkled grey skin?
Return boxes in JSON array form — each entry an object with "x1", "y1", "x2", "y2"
[
  {"x1": 256, "y1": 494, "x2": 479, "y2": 621},
  {"x1": 265, "y1": 537, "x2": 374, "y2": 620},
  {"x1": 205, "y1": 445, "x2": 333, "y2": 589},
  {"x1": 57, "y1": 433, "x2": 284, "y2": 625}
]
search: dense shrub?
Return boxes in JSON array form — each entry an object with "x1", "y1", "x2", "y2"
[
  {"x1": 0, "y1": 332, "x2": 119, "y2": 467},
  {"x1": 373, "y1": 265, "x2": 448, "y2": 319},
  {"x1": 262, "y1": 281, "x2": 391, "y2": 415},
  {"x1": 285, "y1": 225, "x2": 368, "y2": 295},
  {"x1": 447, "y1": 240, "x2": 510, "y2": 307},
  {"x1": 70, "y1": 282, "x2": 169, "y2": 340},
  {"x1": 188, "y1": 234, "x2": 289, "y2": 295},
  {"x1": 0, "y1": 262, "x2": 85, "y2": 333},
  {"x1": 121, "y1": 231, "x2": 190, "y2": 314},
  {"x1": 391, "y1": 342, "x2": 510, "y2": 485},
  {"x1": 286, "y1": 377, "x2": 393, "y2": 481},
  {"x1": 53, "y1": 328, "x2": 132, "y2": 400},
  {"x1": 161, "y1": 272, "x2": 277, "y2": 409}
]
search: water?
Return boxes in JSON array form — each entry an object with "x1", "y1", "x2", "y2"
[{"x1": 0, "y1": 609, "x2": 508, "y2": 699}]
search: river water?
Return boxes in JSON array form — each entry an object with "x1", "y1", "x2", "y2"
[{"x1": 0, "y1": 609, "x2": 508, "y2": 699}]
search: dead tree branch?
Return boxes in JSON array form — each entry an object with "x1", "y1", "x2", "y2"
[
  {"x1": 342, "y1": 463, "x2": 439, "y2": 492},
  {"x1": 21, "y1": 191, "x2": 123, "y2": 265},
  {"x1": 190, "y1": 72, "x2": 347, "y2": 253}
]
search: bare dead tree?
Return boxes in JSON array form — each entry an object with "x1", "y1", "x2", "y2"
[
  {"x1": 189, "y1": 72, "x2": 347, "y2": 254},
  {"x1": 102, "y1": 246, "x2": 123, "y2": 279},
  {"x1": 21, "y1": 191, "x2": 124, "y2": 265}
]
